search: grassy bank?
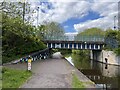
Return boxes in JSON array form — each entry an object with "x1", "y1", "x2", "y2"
[
  {"x1": 2, "y1": 67, "x2": 32, "y2": 88},
  {"x1": 72, "y1": 74, "x2": 85, "y2": 88}
]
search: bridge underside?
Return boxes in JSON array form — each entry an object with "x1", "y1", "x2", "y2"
[{"x1": 43, "y1": 41, "x2": 104, "y2": 50}]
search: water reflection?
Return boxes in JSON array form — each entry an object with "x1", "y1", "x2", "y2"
[{"x1": 71, "y1": 54, "x2": 120, "y2": 89}]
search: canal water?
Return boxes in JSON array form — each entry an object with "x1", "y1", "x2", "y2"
[{"x1": 66, "y1": 54, "x2": 120, "y2": 89}]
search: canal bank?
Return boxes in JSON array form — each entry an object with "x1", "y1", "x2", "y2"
[{"x1": 91, "y1": 50, "x2": 120, "y2": 66}]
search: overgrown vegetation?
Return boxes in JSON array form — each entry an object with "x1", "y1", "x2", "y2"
[
  {"x1": 72, "y1": 74, "x2": 85, "y2": 88},
  {"x1": 72, "y1": 50, "x2": 90, "y2": 56},
  {"x1": 2, "y1": 12, "x2": 46, "y2": 63},
  {"x1": 58, "y1": 49, "x2": 72, "y2": 56},
  {"x1": 104, "y1": 29, "x2": 120, "y2": 55},
  {"x1": 1, "y1": 2, "x2": 54, "y2": 64},
  {"x1": 1, "y1": 2, "x2": 67, "y2": 64},
  {"x1": 2, "y1": 67, "x2": 32, "y2": 88},
  {"x1": 72, "y1": 50, "x2": 90, "y2": 69},
  {"x1": 76, "y1": 28, "x2": 105, "y2": 36}
]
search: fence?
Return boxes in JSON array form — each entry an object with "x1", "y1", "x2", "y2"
[
  {"x1": 104, "y1": 37, "x2": 119, "y2": 48},
  {"x1": 2, "y1": 48, "x2": 51, "y2": 65},
  {"x1": 19, "y1": 48, "x2": 50, "y2": 63},
  {"x1": 43, "y1": 35, "x2": 105, "y2": 42}
]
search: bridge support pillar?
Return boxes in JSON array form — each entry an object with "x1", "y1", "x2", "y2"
[
  {"x1": 47, "y1": 43, "x2": 48, "y2": 47},
  {"x1": 68, "y1": 43, "x2": 70, "y2": 49},
  {"x1": 51, "y1": 43, "x2": 52, "y2": 48},
  {"x1": 91, "y1": 50, "x2": 102, "y2": 61},
  {"x1": 89, "y1": 44, "x2": 91, "y2": 49},
  {"x1": 76, "y1": 44, "x2": 78, "y2": 49},
  {"x1": 64, "y1": 44, "x2": 65, "y2": 48},
  {"x1": 81, "y1": 44, "x2": 82, "y2": 49},
  {"x1": 90, "y1": 50, "x2": 93, "y2": 60},
  {"x1": 72, "y1": 44, "x2": 74, "y2": 48},
  {"x1": 98, "y1": 45, "x2": 100, "y2": 49},
  {"x1": 94, "y1": 44, "x2": 95, "y2": 49},
  {"x1": 85, "y1": 44, "x2": 87, "y2": 49}
]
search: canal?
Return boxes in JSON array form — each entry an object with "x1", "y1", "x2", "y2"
[{"x1": 66, "y1": 53, "x2": 120, "y2": 89}]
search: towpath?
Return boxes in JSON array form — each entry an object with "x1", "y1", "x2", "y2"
[{"x1": 5, "y1": 52, "x2": 95, "y2": 88}]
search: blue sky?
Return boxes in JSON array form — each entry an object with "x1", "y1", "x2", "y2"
[
  {"x1": 30, "y1": 0, "x2": 118, "y2": 34},
  {"x1": 62, "y1": 11, "x2": 103, "y2": 33}
]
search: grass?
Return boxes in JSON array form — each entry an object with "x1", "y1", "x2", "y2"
[
  {"x1": 2, "y1": 67, "x2": 32, "y2": 89},
  {"x1": 64, "y1": 53, "x2": 71, "y2": 58},
  {"x1": 72, "y1": 74, "x2": 85, "y2": 89}
]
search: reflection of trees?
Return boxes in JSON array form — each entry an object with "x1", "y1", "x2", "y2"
[{"x1": 71, "y1": 54, "x2": 90, "y2": 69}]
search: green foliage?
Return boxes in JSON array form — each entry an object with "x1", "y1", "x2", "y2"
[
  {"x1": 117, "y1": 31, "x2": 120, "y2": 42},
  {"x1": 104, "y1": 29, "x2": 120, "y2": 55},
  {"x1": 58, "y1": 49, "x2": 72, "y2": 55},
  {"x1": 75, "y1": 28, "x2": 105, "y2": 41},
  {"x1": 37, "y1": 22, "x2": 65, "y2": 40},
  {"x1": 77, "y1": 28, "x2": 105, "y2": 36},
  {"x1": 71, "y1": 50, "x2": 90, "y2": 69},
  {"x1": 114, "y1": 48, "x2": 120, "y2": 56},
  {"x1": 1, "y1": 1, "x2": 33, "y2": 23},
  {"x1": 2, "y1": 67, "x2": 32, "y2": 88},
  {"x1": 2, "y1": 12, "x2": 46, "y2": 63},
  {"x1": 72, "y1": 74, "x2": 85, "y2": 88},
  {"x1": 71, "y1": 53, "x2": 90, "y2": 69},
  {"x1": 72, "y1": 50, "x2": 90, "y2": 56},
  {"x1": 105, "y1": 29, "x2": 118, "y2": 39}
]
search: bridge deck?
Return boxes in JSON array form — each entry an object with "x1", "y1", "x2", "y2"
[{"x1": 43, "y1": 40, "x2": 105, "y2": 44}]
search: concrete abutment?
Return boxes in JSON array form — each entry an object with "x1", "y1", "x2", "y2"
[{"x1": 90, "y1": 50, "x2": 120, "y2": 66}]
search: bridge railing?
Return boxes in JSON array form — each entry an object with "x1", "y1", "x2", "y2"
[
  {"x1": 104, "y1": 37, "x2": 119, "y2": 48},
  {"x1": 10, "y1": 48, "x2": 51, "y2": 64},
  {"x1": 43, "y1": 35, "x2": 105, "y2": 42},
  {"x1": 74, "y1": 35, "x2": 104, "y2": 42},
  {"x1": 44, "y1": 35, "x2": 69, "y2": 41}
]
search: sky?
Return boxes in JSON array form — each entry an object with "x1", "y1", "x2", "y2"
[{"x1": 28, "y1": 0, "x2": 119, "y2": 35}]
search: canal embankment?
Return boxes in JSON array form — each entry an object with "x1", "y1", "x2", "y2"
[{"x1": 91, "y1": 50, "x2": 120, "y2": 66}]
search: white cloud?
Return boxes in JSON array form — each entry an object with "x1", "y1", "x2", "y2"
[
  {"x1": 30, "y1": 0, "x2": 119, "y2": 32},
  {"x1": 74, "y1": 1, "x2": 119, "y2": 32},
  {"x1": 31, "y1": 1, "x2": 91, "y2": 25}
]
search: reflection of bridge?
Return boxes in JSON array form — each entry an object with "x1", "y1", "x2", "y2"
[
  {"x1": 81, "y1": 69, "x2": 115, "y2": 84},
  {"x1": 43, "y1": 35, "x2": 105, "y2": 50}
]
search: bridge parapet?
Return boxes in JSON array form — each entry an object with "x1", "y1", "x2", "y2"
[{"x1": 43, "y1": 35, "x2": 105, "y2": 42}]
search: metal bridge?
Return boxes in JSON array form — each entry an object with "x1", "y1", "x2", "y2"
[{"x1": 43, "y1": 35, "x2": 105, "y2": 50}]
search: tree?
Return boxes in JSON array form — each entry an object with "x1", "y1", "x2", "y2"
[
  {"x1": 0, "y1": 1, "x2": 33, "y2": 24},
  {"x1": 37, "y1": 22, "x2": 65, "y2": 40},
  {"x1": 77, "y1": 28, "x2": 105, "y2": 36},
  {"x1": 75, "y1": 28, "x2": 105, "y2": 41},
  {"x1": 105, "y1": 29, "x2": 118, "y2": 39},
  {"x1": 2, "y1": 10, "x2": 46, "y2": 63},
  {"x1": 104, "y1": 29, "x2": 120, "y2": 55}
]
